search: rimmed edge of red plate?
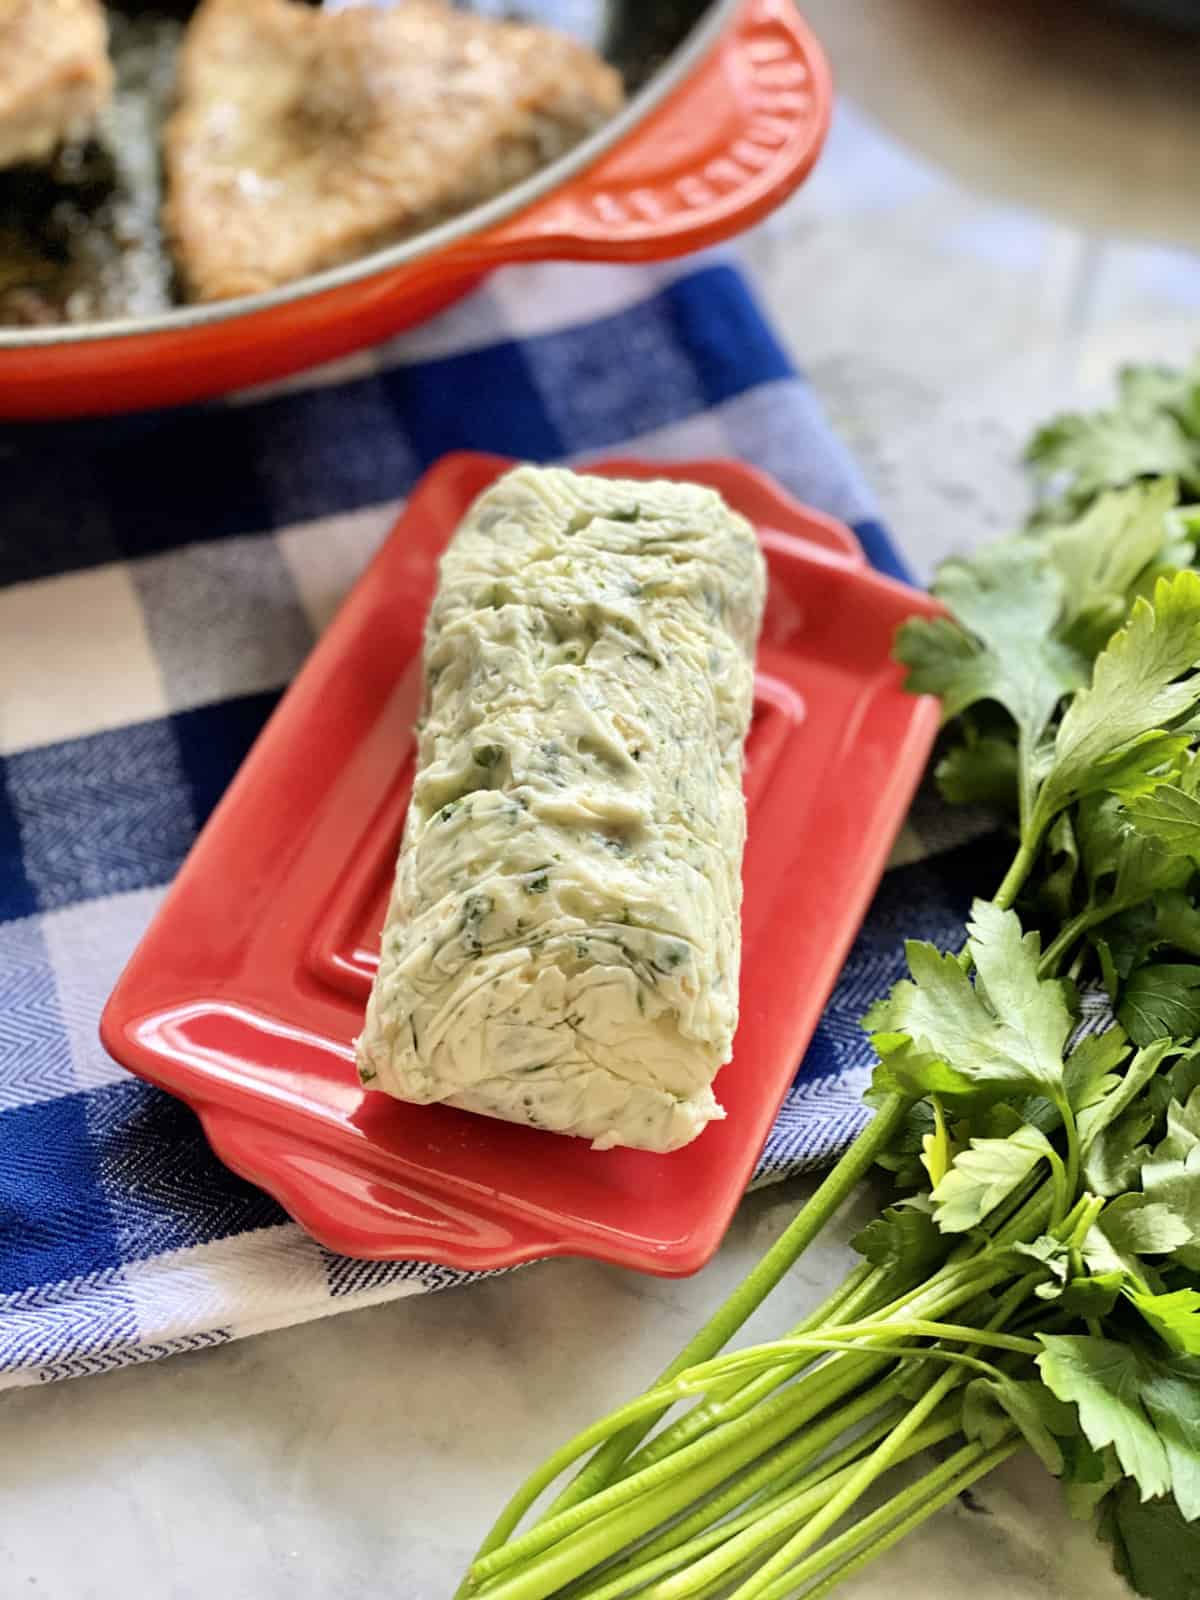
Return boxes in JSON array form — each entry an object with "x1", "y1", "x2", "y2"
[{"x1": 101, "y1": 452, "x2": 941, "y2": 1274}]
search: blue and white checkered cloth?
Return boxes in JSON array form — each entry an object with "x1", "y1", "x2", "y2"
[{"x1": 0, "y1": 256, "x2": 993, "y2": 1388}]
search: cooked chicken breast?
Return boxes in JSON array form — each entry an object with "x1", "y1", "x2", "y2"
[
  {"x1": 163, "y1": 0, "x2": 625, "y2": 303},
  {"x1": 0, "y1": 0, "x2": 112, "y2": 170}
]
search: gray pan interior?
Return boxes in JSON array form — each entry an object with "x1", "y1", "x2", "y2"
[{"x1": 0, "y1": 0, "x2": 727, "y2": 346}]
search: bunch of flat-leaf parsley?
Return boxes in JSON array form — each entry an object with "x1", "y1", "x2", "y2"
[{"x1": 456, "y1": 357, "x2": 1200, "y2": 1600}]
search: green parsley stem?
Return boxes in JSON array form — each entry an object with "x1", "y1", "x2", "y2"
[
  {"x1": 719, "y1": 1257, "x2": 1038, "y2": 1600},
  {"x1": 715, "y1": 1361, "x2": 968, "y2": 1600},
  {"x1": 1016, "y1": 727, "x2": 1036, "y2": 846},
  {"x1": 674, "y1": 1339, "x2": 1010, "y2": 1389},
  {"x1": 628, "y1": 1418, "x2": 973, "y2": 1600},
  {"x1": 995, "y1": 836, "x2": 1039, "y2": 915},
  {"x1": 611, "y1": 1248, "x2": 999, "y2": 1496},
  {"x1": 467, "y1": 1402, "x2": 829, "y2": 1600},
  {"x1": 468, "y1": 1366, "x2": 943, "y2": 1600},
  {"x1": 991, "y1": 1185, "x2": 1054, "y2": 1248},
  {"x1": 470, "y1": 1263, "x2": 1011, "y2": 1596},
  {"x1": 465, "y1": 1126, "x2": 1055, "y2": 1600},
  {"x1": 1061, "y1": 1103, "x2": 1082, "y2": 1217},
  {"x1": 1042, "y1": 1138, "x2": 1071, "y2": 1228},
  {"x1": 568, "y1": 1410, "x2": 962, "y2": 1600},
  {"x1": 1068, "y1": 1194, "x2": 1106, "y2": 1249},
  {"x1": 810, "y1": 1319, "x2": 1041, "y2": 1357},
  {"x1": 467, "y1": 1353, "x2": 886, "y2": 1593},
  {"x1": 1037, "y1": 901, "x2": 1130, "y2": 976},
  {"x1": 565, "y1": 1394, "x2": 912, "y2": 1600},
  {"x1": 767, "y1": 1438, "x2": 1021, "y2": 1600},
  {"x1": 1049, "y1": 1192, "x2": 1093, "y2": 1241},
  {"x1": 611, "y1": 1264, "x2": 887, "y2": 1483},
  {"x1": 957, "y1": 835, "x2": 1043, "y2": 978},
  {"x1": 504, "y1": 1094, "x2": 912, "y2": 1534}
]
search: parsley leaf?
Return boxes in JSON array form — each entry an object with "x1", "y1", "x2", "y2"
[
  {"x1": 1010, "y1": 1236, "x2": 1125, "y2": 1315},
  {"x1": 1083, "y1": 1209, "x2": 1164, "y2": 1289},
  {"x1": 1100, "y1": 1482, "x2": 1200, "y2": 1600},
  {"x1": 1096, "y1": 935, "x2": 1122, "y2": 1001},
  {"x1": 850, "y1": 1202, "x2": 944, "y2": 1281},
  {"x1": 1127, "y1": 1288, "x2": 1200, "y2": 1357},
  {"x1": 1072, "y1": 799, "x2": 1192, "y2": 982},
  {"x1": 1078, "y1": 1040, "x2": 1175, "y2": 1152},
  {"x1": 895, "y1": 546, "x2": 1083, "y2": 823},
  {"x1": 1063, "y1": 1438, "x2": 1123, "y2": 1521},
  {"x1": 968, "y1": 899, "x2": 1074, "y2": 1081},
  {"x1": 867, "y1": 903, "x2": 1073, "y2": 1106},
  {"x1": 874, "y1": 1100, "x2": 944, "y2": 1191},
  {"x1": 896, "y1": 542, "x2": 1081, "y2": 729},
  {"x1": 1042, "y1": 479, "x2": 1181, "y2": 659},
  {"x1": 1099, "y1": 1194, "x2": 1193, "y2": 1261},
  {"x1": 1155, "y1": 1090, "x2": 1200, "y2": 1161},
  {"x1": 1039, "y1": 812, "x2": 1081, "y2": 924},
  {"x1": 1119, "y1": 965, "x2": 1200, "y2": 1048},
  {"x1": 1064, "y1": 1026, "x2": 1130, "y2": 1113},
  {"x1": 1142, "y1": 1364, "x2": 1200, "y2": 1520},
  {"x1": 1058, "y1": 1272, "x2": 1128, "y2": 1319},
  {"x1": 931, "y1": 1124, "x2": 1056, "y2": 1233},
  {"x1": 1078, "y1": 795, "x2": 1192, "y2": 912},
  {"x1": 1154, "y1": 892, "x2": 1200, "y2": 960},
  {"x1": 1140, "y1": 1149, "x2": 1200, "y2": 1270},
  {"x1": 1116, "y1": 359, "x2": 1200, "y2": 430},
  {"x1": 1027, "y1": 401, "x2": 1199, "y2": 516},
  {"x1": 934, "y1": 728, "x2": 1019, "y2": 810},
  {"x1": 963, "y1": 1375, "x2": 1078, "y2": 1475},
  {"x1": 1083, "y1": 1105, "x2": 1157, "y2": 1197},
  {"x1": 1106, "y1": 890, "x2": 1200, "y2": 981},
  {"x1": 1035, "y1": 572, "x2": 1200, "y2": 830},
  {"x1": 1170, "y1": 1048, "x2": 1200, "y2": 1106},
  {"x1": 1036, "y1": 1335, "x2": 1172, "y2": 1503},
  {"x1": 1126, "y1": 769, "x2": 1200, "y2": 861}
]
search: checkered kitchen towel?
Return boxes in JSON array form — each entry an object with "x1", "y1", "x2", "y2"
[{"x1": 0, "y1": 257, "x2": 996, "y2": 1388}]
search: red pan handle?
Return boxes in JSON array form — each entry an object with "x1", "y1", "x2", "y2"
[
  {"x1": 437, "y1": 0, "x2": 832, "y2": 268},
  {"x1": 0, "y1": 1, "x2": 831, "y2": 418}
]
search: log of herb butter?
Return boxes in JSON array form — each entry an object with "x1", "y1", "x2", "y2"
[{"x1": 355, "y1": 465, "x2": 766, "y2": 1152}]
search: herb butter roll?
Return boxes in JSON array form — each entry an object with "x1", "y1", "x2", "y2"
[{"x1": 355, "y1": 465, "x2": 766, "y2": 1152}]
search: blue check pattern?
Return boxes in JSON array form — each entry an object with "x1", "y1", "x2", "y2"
[{"x1": 0, "y1": 256, "x2": 992, "y2": 1387}]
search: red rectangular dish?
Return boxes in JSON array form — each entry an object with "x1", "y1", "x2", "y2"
[{"x1": 101, "y1": 453, "x2": 940, "y2": 1276}]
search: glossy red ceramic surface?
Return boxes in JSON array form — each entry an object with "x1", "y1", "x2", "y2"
[
  {"x1": 101, "y1": 454, "x2": 941, "y2": 1275},
  {"x1": 1, "y1": 0, "x2": 831, "y2": 419}
]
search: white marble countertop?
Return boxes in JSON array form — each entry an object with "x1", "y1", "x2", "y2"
[{"x1": 5, "y1": 3, "x2": 1200, "y2": 1596}]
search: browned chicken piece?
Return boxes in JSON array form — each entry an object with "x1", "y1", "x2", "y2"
[
  {"x1": 163, "y1": 0, "x2": 625, "y2": 303},
  {"x1": 0, "y1": 0, "x2": 113, "y2": 169}
]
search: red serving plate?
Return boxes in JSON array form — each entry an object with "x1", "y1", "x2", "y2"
[{"x1": 101, "y1": 454, "x2": 941, "y2": 1276}]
